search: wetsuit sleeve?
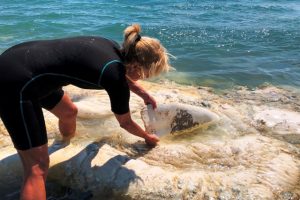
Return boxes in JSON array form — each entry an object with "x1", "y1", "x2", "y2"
[{"x1": 100, "y1": 62, "x2": 130, "y2": 115}]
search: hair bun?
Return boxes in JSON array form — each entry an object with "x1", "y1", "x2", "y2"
[{"x1": 124, "y1": 24, "x2": 141, "y2": 39}]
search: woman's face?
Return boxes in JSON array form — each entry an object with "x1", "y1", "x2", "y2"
[{"x1": 126, "y1": 64, "x2": 149, "y2": 81}]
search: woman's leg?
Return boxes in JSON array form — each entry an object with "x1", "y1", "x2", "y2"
[
  {"x1": 17, "y1": 144, "x2": 49, "y2": 200},
  {"x1": 0, "y1": 97, "x2": 50, "y2": 199},
  {"x1": 49, "y1": 94, "x2": 78, "y2": 141}
]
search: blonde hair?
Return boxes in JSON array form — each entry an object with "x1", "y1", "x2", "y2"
[{"x1": 122, "y1": 24, "x2": 172, "y2": 79}]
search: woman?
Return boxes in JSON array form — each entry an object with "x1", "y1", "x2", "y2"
[{"x1": 0, "y1": 24, "x2": 171, "y2": 200}]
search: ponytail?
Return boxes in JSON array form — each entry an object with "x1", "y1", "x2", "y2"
[{"x1": 122, "y1": 24, "x2": 141, "y2": 58}]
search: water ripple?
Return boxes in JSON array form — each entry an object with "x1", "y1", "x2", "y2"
[{"x1": 0, "y1": 0, "x2": 299, "y2": 89}]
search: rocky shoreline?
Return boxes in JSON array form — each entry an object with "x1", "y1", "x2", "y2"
[{"x1": 0, "y1": 81, "x2": 299, "y2": 200}]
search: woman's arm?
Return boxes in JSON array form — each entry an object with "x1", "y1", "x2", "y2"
[
  {"x1": 126, "y1": 76, "x2": 157, "y2": 109},
  {"x1": 114, "y1": 112, "x2": 159, "y2": 146}
]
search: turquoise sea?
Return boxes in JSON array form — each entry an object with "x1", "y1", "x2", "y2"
[{"x1": 1, "y1": 0, "x2": 300, "y2": 89}]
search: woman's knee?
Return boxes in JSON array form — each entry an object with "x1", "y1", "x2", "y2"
[
  {"x1": 61, "y1": 103, "x2": 78, "y2": 120},
  {"x1": 51, "y1": 95, "x2": 78, "y2": 121},
  {"x1": 18, "y1": 144, "x2": 50, "y2": 177},
  {"x1": 28, "y1": 157, "x2": 50, "y2": 177}
]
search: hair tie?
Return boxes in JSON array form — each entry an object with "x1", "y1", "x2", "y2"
[{"x1": 136, "y1": 34, "x2": 141, "y2": 42}]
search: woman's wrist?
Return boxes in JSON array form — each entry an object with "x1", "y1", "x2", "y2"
[
  {"x1": 142, "y1": 92, "x2": 150, "y2": 101},
  {"x1": 143, "y1": 131, "x2": 151, "y2": 140}
]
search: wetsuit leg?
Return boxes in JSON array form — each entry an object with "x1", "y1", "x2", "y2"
[
  {"x1": 0, "y1": 97, "x2": 47, "y2": 150},
  {"x1": 40, "y1": 88, "x2": 64, "y2": 110}
]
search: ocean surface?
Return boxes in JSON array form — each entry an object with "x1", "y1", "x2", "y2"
[{"x1": 0, "y1": 0, "x2": 299, "y2": 89}]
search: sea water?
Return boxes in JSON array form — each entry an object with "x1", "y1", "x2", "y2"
[{"x1": 1, "y1": 0, "x2": 300, "y2": 89}]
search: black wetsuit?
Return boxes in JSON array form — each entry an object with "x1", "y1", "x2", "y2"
[{"x1": 0, "y1": 36, "x2": 129, "y2": 150}]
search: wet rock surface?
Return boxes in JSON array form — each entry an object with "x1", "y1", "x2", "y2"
[{"x1": 0, "y1": 82, "x2": 300, "y2": 199}]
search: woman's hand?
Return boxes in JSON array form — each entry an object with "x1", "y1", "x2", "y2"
[
  {"x1": 115, "y1": 112, "x2": 159, "y2": 147},
  {"x1": 145, "y1": 133, "x2": 159, "y2": 146},
  {"x1": 143, "y1": 94, "x2": 157, "y2": 109}
]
